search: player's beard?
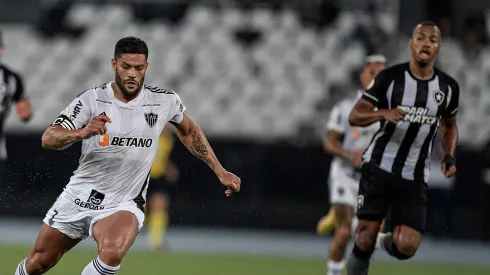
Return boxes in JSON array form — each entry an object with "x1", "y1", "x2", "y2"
[{"x1": 115, "y1": 70, "x2": 145, "y2": 99}]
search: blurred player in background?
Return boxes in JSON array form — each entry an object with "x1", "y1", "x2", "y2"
[
  {"x1": 146, "y1": 123, "x2": 180, "y2": 250},
  {"x1": 14, "y1": 36, "x2": 241, "y2": 275},
  {"x1": 0, "y1": 29, "x2": 33, "y2": 190},
  {"x1": 346, "y1": 22, "x2": 459, "y2": 275},
  {"x1": 316, "y1": 55, "x2": 386, "y2": 275}
]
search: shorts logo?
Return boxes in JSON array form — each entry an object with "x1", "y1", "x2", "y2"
[
  {"x1": 357, "y1": 195, "x2": 364, "y2": 209},
  {"x1": 433, "y1": 90, "x2": 444, "y2": 106},
  {"x1": 74, "y1": 189, "x2": 106, "y2": 210},
  {"x1": 144, "y1": 111, "x2": 158, "y2": 128},
  {"x1": 88, "y1": 189, "x2": 105, "y2": 205},
  {"x1": 337, "y1": 187, "x2": 345, "y2": 196}
]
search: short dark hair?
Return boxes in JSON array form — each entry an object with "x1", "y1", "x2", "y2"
[
  {"x1": 114, "y1": 36, "x2": 148, "y2": 60},
  {"x1": 413, "y1": 21, "x2": 439, "y2": 34}
]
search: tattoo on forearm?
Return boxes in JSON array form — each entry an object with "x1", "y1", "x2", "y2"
[
  {"x1": 44, "y1": 130, "x2": 77, "y2": 149},
  {"x1": 190, "y1": 130, "x2": 216, "y2": 171}
]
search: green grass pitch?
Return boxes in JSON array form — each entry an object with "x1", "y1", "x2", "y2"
[{"x1": 0, "y1": 245, "x2": 488, "y2": 275}]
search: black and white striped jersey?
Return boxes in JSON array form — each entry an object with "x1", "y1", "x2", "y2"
[
  {"x1": 0, "y1": 64, "x2": 26, "y2": 160},
  {"x1": 361, "y1": 62, "x2": 459, "y2": 183}
]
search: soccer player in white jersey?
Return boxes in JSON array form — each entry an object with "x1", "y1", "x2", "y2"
[
  {"x1": 316, "y1": 55, "x2": 386, "y2": 275},
  {"x1": 13, "y1": 37, "x2": 241, "y2": 275}
]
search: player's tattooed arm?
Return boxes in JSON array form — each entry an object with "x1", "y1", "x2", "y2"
[
  {"x1": 41, "y1": 125, "x2": 83, "y2": 150},
  {"x1": 42, "y1": 115, "x2": 111, "y2": 150},
  {"x1": 440, "y1": 116, "x2": 458, "y2": 158},
  {"x1": 175, "y1": 113, "x2": 224, "y2": 176}
]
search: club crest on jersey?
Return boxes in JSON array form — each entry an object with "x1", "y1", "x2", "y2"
[
  {"x1": 433, "y1": 90, "x2": 445, "y2": 106},
  {"x1": 144, "y1": 111, "x2": 158, "y2": 128}
]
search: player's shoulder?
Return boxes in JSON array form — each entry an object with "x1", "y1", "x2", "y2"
[
  {"x1": 144, "y1": 84, "x2": 181, "y2": 103},
  {"x1": 336, "y1": 92, "x2": 359, "y2": 109},
  {"x1": 435, "y1": 68, "x2": 459, "y2": 88},
  {"x1": 75, "y1": 83, "x2": 110, "y2": 101},
  {"x1": 144, "y1": 85, "x2": 177, "y2": 95},
  {"x1": 380, "y1": 62, "x2": 409, "y2": 77}
]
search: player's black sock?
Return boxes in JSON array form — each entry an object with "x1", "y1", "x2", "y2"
[
  {"x1": 346, "y1": 244, "x2": 373, "y2": 275},
  {"x1": 381, "y1": 233, "x2": 413, "y2": 260}
]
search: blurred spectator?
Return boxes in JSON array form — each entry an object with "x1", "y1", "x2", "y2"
[{"x1": 0, "y1": 30, "x2": 33, "y2": 193}]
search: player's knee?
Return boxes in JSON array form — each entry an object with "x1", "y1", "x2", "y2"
[
  {"x1": 393, "y1": 239, "x2": 418, "y2": 258},
  {"x1": 26, "y1": 251, "x2": 60, "y2": 274},
  {"x1": 355, "y1": 227, "x2": 378, "y2": 251},
  {"x1": 98, "y1": 239, "x2": 127, "y2": 266},
  {"x1": 333, "y1": 226, "x2": 351, "y2": 246}
]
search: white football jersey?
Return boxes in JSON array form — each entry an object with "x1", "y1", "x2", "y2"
[
  {"x1": 51, "y1": 82, "x2": 186, "y2": 210},
  {"x1": 326, "y1": 90, "x2": 380, "y2": 178}
]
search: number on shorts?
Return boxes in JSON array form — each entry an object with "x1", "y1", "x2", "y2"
[{"x1": 48, "y1": 209, "x2": 59, "y2": 226}]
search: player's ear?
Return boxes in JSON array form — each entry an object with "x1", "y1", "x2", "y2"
[{"x1": 111, "y1": 59, "x2": 116, "y2": 72}]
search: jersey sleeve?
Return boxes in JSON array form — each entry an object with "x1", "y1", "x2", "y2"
[
  {"x1": 443, "y1": 81, "x2": 460, "y2": 117},
  {"x1": 326, "y1": 103, "x2": 346, "y2": 133},
  {"x1": 169, "y1": 93, "x2": 187, "y2": 124},
  {"x1": 361, "y1": 70, "x2": 390, "y2": 107},
  {"x1": 51, "y1": 90, "x2": 94, "y2": 130},
  {"x1": 11, "y1": 73, "x2": 27, "y2": 102}
]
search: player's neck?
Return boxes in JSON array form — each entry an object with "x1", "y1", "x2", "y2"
[
  {"x1": 111, "y1": 82, "x2": 139, "y2": 103},
  {"x1": 409, "y1": 59, "x2": 434, "y2": 80}
]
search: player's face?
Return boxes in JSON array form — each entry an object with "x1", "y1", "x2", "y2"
[
  {"x1": 360, "y1": 62, "x2": 385, "y2": 90},
  {"x1": 409, "y1": 25, "x2": 441, "y2": 64},
  {"x1": 112, "y1": 54, "x2": 148, "y2": 98}
]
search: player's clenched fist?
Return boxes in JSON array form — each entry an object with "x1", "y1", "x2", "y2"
[
  {"x1": 219, "y1": 171, "x2": 241, "y2": 197},
  {"x1": 79, "y1": 115, "x2": 112, "y2": 139},
  {"x1": 382, "y1": 108, "x2": 406, "y2": 124}
]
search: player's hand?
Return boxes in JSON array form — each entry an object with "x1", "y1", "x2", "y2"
[
  {"x1": 218, "y1": 170, "x2": 241, "y2": 197},
  {"x1": 351, "y1": 151, "x2": 364, "y2": 168},
  {"x1": 441, "y1": 155, "x2": 456, "y2": 178},
  {"x1": 382, "y1": 108, "x2": 406, "y2": 124},
  {"x1": 79, "y1": 115, "x2": 112, "y2": 139}
]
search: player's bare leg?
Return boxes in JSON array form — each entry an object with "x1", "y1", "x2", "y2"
[
  {"x1": 327, "y1": 204, "x2": 353, "y2": 275},
  {"x1": 378, "y1": 225, "x2": 421, "y2": 259},
  {"x1": 148, "y1": 192, "x2": 169, "y2": 250},
  {"x1": 15, "y1": 224, "x2": 81, "y2": 275},
  {"x1": 81, "y1": 211, "x2": 139, "y2": 275},
  {"x1": 346, "y1": 220, "x2": 381, "y2": 275}
]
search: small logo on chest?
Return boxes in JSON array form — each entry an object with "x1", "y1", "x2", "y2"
[
  {"x1": 144, "y1": 111, "x2": 158, "y2": 128},
  {"x1": 433, "y1": 90, "x2": 445, "y2": 106}
]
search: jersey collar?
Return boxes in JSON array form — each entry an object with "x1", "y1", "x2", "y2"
[{"x1": 108, "y1": 81, "x2": 146, "y2": 108}]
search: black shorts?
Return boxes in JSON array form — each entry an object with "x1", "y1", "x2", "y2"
[{"x1": 357, "y1": 162, "x2": 428, "y2": 234}]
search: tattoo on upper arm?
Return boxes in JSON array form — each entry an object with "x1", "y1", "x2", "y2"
[{"x1": 191, "y1": 130, "x2": 215, "y2": 171}]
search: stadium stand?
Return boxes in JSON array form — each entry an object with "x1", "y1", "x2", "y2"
[{"x1": 1, "y1": 3, "x2": 487, "y2": 146}]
